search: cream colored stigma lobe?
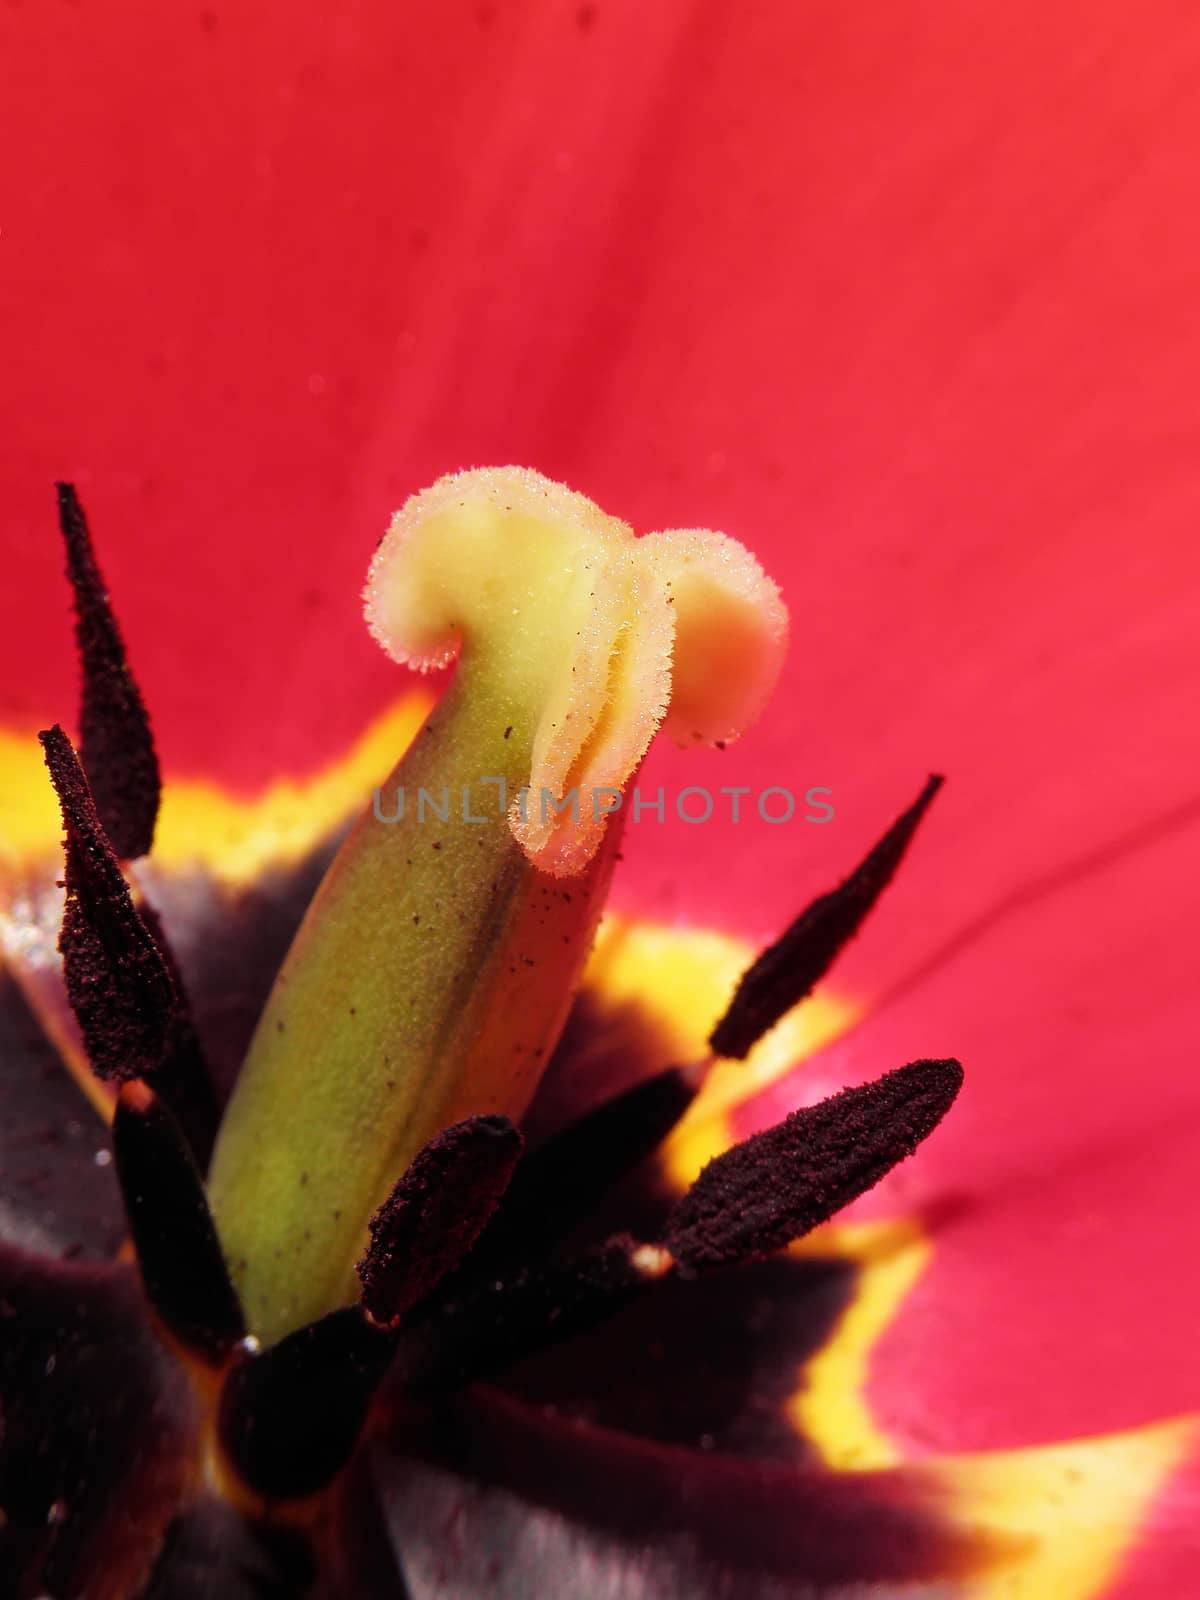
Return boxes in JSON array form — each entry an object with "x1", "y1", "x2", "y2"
[{"x1": 364, "y1": 467, "x2": 788, "y2": 876}]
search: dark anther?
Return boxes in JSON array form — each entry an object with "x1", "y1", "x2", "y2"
[
  {"x1": 473, "y1": 1065, "x2": 702, "y2": 1270},
  {"x1": 56, "y1": 482, "x2": 161, "y2": 860},
  {"x1": 710, "y1": 775, "x2": 944, "y2": 1058},
  {"x1": 663, "y1": 1058, "x2": 963, "y2": 1272},
  {"x1": 397, "y1": 1234, "x2": 660, "y2": 1392},
  {"x1": 41, "y1": 725, "x2": 177, "y2": 1079},
  {"x1": 218, "y1": 1309, "x2": 396, "y2": 1499},
  {"x1": 357, "y1": 1115, "x2": 523, "y2": 1325},
  {"x1": 112, "y1": 1080, "x2": 245, "y2": 1364},
  {"x1": 39, "y1": 725, "x2": 218, "y2": 1162}
]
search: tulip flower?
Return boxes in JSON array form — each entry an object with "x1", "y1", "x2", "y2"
[{"x1": 2, "y1": 5, "x2": 1199, "y2": 1599}]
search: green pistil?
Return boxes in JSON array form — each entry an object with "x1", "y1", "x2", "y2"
[{"x1": 208, "y1": 659, "x2": 622, "y2": 1345}]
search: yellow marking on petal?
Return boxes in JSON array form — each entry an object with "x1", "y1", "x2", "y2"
[
  {"x1": 579, "y1": 916, "x2": 859, "y2": 1190},
  {"x1": 931, "y1": 1415, "x2": 1199, "y2": 1598},
  {"x1": 0, "y1": 729, "x2": 63, "y2": 868},
  {"x1": 583, "y1": 918, "x2": 756, "y2": 1059},
  {"x1": 660, "y1": 1106, "x2": 737, "y2": 1189},
  {"x1": 781, "y1": 1212, "x2": 1198, "y2": 1591},
  {"x1": 0, "y1": 695, "x2": 432, "y2": 884},
  {"x1": 787, "y1": 1218, "x2": 932, "y2": 1471}
]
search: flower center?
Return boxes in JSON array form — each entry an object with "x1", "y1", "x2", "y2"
[{"x1": 34, "y1": 478, "x2": 959, "y2": 1516}]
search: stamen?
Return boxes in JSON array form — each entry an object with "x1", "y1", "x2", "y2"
[
  {"x1": 662, "y1": 1058, "x2": 963, "y2": 1271},
  {"x1": 357, "y1": 1115, "x2": 523, "y2": 1326},
  {"x1": 111, "y1": 1081, "x2": 244, "y2": 1364},
  {"x1": 473, "y1": 1064, "x2": 704, "y2": 1269},
  {"x1": 218, "y1": 1308, "x2": 395, "y2": 1499},
  {"x1": 710, "y1": 775, "x2": 945, "y2": 1058},
  {"x1": 41, "y1": 724, "x2": 176, "y2": 1080},
  {"x1": 56, "y1": 483, "x2": 161, "y2": 860},
  {"x1": 399, "y1": 1234, "x2": 661, "y2": 1392},
  {"x1": 39, "y1": 724, "x2": 217, "y2": 1159}
]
